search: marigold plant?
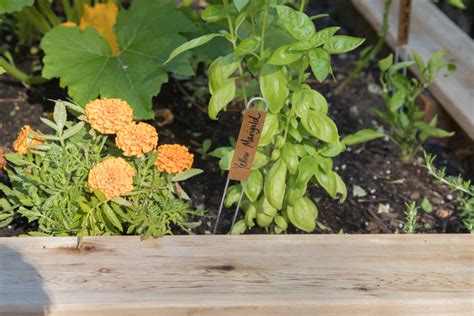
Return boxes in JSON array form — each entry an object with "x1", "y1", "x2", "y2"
[
  {"x1": 12, "y1": 125, "x2": 44, "y2": 155},
  {"x1": 116, "y1": 122, "x2": 158, "y2": 157},
  {"x1": 0, "y1": 100, "x2": 203, "y2": 237},
  {"x1": 156, "y1": 144, "x2": 194, "y2": 174},
  {"x1": 85, "y1": 98, "x2": 134, "y2": 134}
]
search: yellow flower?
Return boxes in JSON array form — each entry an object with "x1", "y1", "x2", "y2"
[
  {"x1": 80, "y1": 1, "x2": 119, "y2": 55},
  {"x1": 156, "y1": 144, "x2": 194, "y2": 174},
  {"x1": 116, "y1": 122, "x2": 158, "y2": 157},
  {"x1": 61, "y1": 21, "x2": 78, "y2": 27},
  {"x1": 13, "y1": 125, "x2": 44, "y2": 155},
  {"x1": 88, "y1": 157, "x2": 135, "y2": 200},
  {"x1": 85, "y1": 98, "x2": 133, "y2": 134}
]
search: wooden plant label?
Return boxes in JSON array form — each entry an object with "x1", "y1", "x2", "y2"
[
  {"x1": 228, "y1": 109, "x2": 267, "y2": 181},
  {"x1": 398, "y1": 0, "x2": 412, "y2": 45}
]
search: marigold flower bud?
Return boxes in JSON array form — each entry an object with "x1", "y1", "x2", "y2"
[
  {"x1": 156, "y1": 144, "x2": 194, "y2": 174},
  {"x1": 13, "y1": 125, "x2": 44, "y2": 155},
  {"x1": 88, "y1": 157, "x2": 135, "y2": 200},
  {"x1": 85, "y1": 98, "x2": 133, "y2": 134},
  {"x1": 116, "y1": 122, "x2": 158, "y2": 157}
]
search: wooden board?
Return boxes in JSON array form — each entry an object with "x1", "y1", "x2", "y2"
[
  {"x1": 352, "y1": 0, "x2": 474, "y2": 139},
  {"x1": 0, "y1": 235, "x2": 473, "y2": 315}
]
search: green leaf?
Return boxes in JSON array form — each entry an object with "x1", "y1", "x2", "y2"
[
  {"x1": 276, "y1": 5, "x2": 315, "y2": 41},
  {"x1": 208, "y1": 54, "x2": 240, "y2": 94},
  {"x1": 233, "y1": 0, "x2": 249, "y2": 12},
  {"x1": 301, "y1": 110, "x2": 339, "y2": 144},
  {"x1": 334, "y1": 173, "x2": 347, "y2": 203},
  {"x1": 103, "y1": 204, "x2": 123, "y2": 232},
  {"x1": 201, "y1": 4, "x2": 226, "y2": 22},
  {"x1": 287, "y1": 197, "x2": 317, "y2": 232},
  {"x1": 230, "y1": 219, "x2": 247, "y2": 235},
  {"x1": 319, "y1": 142, "x2": 346, "y2": 157},
  {"x1": 4, "y1": 153, "x2": 29, "y2": 166},
  {"x1": 296, "y1": 156, "x2": 318, "y2": 187},
  {"x1": 310, "y1": 27, "x2": 340, "y2": 47},
  {"x1": 324, "y1": 35, "x2": 365, "y2": 54},
  {"x1": 245, "y1": 170, "x2": 263, "y2": 202},
  {"x1": 257, "y1": 197, "x2": 277, "y2": 227},
  {"x1": 258, "y1": 113, "x2": 279, "y2": 146},
  {"x1": 309, "y1": 48, "x2": 331, "y2": 82},
  {"x1": 166, "y1": 33, "x2": 223, "y2": 63},
  {"x1": 245, "y1": 203, "x2": 257, "y2": 227},
  {"x1": 389, "y1": 90, "x2": 406, "y2": 112},
  {"x1": 259, "y1": 64, "x2": 289, "y2": 113},
  {"x1": 41, "y1": 0, "x2": 195, "y2": 119},
  {"x1": 53, "y1": 100, "x2": 67, "y2": 131},
  {"x1": 0, "y1": 66, "x2": 5, "y2": 75},
  {"x1": 0, "y1": 0, "x2": 33, "y2": 14},
  {"x1": 171, "y1": 168, "x2": 204, "y2": 181},
  {"x1": 378, "y1": 54, "x2": 393, "y2": 72},
  {"x1": 235, "y1": 38, "x2": 260, "y2": 56},
  {"x1": 421, "y1": 197, "x2": 433, "y2": 213},
  {"x1": 264, "y1": 159, "x2": 287, "y2": 210},
  {"x1": 342, "y1": 129, "x2": 384, "y2": 146},
  {"x1": 315, "y1": 169, "x2": 337, "y2": 198},
  {"x1": 292, "y1": 85, "x2": 328, "y2": 116},
  {"x1": 281, "y1": 143, "x2": 299, "y2": 175},
  {"x1": 209, "y1": 79, "x2": 235, "y2": 120},
  {"x1": 225, "y1": 185, "x2": 241, "y2": 208},
  {"x1": 268, "y1": 45, "x2": 303, "y2": 65},
  {"x1": 62, "y1": 121, "x2": 85, "y2": 140},
  {"x1": 448, "y1": 0, "x2": 466, "y2": 9}
]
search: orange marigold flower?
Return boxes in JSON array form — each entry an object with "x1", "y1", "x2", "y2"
[
  {"x1": 116, "y1": 122, "x2": 158, "y2": 157},
  {"x1": 85, "y1": 98, "x2": 133, "y2": 134},
  {"x1": 13, "y1": 125, "x2": 44, "y2": 155},
  {"x1": 88, "y1": 157, "x2": 135, "y2": 200},
  {"x1": 156, "y1": 144, "x2": 193, "y2": 174}
]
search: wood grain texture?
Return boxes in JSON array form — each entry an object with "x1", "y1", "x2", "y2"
[
  {"x1": 352, "y1": 0, "x2": 474, "y2": 139},
  {"x1": 0, "y1": 235, "x2": 473, "y2": 315}
]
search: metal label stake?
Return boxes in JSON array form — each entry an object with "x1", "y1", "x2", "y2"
[
  {"x1": 213, "y1": 97, "x2": 268, "y2": 234},
  {"x1": 396, "y1": 0, "x2": 412, "y2": 76}
]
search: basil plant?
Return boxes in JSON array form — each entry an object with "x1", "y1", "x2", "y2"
[
  {"x1": 376, "y1": 51, "x2": 455, "y2": 162},
  {"x1": 168, "y1": 1, "x2": 383, "y2": 233}
]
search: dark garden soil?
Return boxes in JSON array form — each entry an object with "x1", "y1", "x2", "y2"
[{"x1": 0, "y1": 1, "x2": 472, "y2": 236}]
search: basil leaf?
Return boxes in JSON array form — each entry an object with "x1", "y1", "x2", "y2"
[
  {"x1": 287, "y1": 197, "x2": 317, "y2": 232},
  {"x1": 324, "y1": 35, "x2": 365, "y2": 54},
  {"x1": 245, "y1": 170, "x2": 263, "y2": 202},
  {"x1": 259, "y1": 64, "x2": 289, "y2": 113},
  {"x1": 292, "y1": 85, "x2": 328, "y2": 116},
  {"x1": 281, "y1": 143, "x2": 299, "y2": 175},
  {"x1": 301, "y1": 110, "x2": 339, "y2": 144},
  {"x1": 201, "y1": 5, "x2": 226, "y2": 23},
  {"x1": 264, "y1": 159, "x2": 287, "y2": 210},
  {"x1": 276, "y1": 5, "x2": 316, "y2": 41},
  {"x1": 309, "y1": 48, "x2": 331, "y2": 82},
  {"x1": 341, "y1": 129, "x2": 384, "y2": 146},
  {"x1": 258, "y1": 113, "x2": 279, "y2": 146},
  {"x1": 166, "y1": 33, "x2": 222, "y2": 63},
  {"x1": 268, "y1": 44, "x2": 303, "y2": 65}
]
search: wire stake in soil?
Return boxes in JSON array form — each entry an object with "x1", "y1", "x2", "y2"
[{"x1": 213, "y1": 97, "x2": 268, "y2": 234}]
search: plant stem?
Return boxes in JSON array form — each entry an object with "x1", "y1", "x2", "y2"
[
  {"x1": 299, "y1": 0, "x2": 307, "y2": 12},
  {"x1": 335, "y1": 0, "x2": 392, "y2": 95},
  {"x1": 224, "y1": 0, "x2": 248, "y2": 105},
  {"x1": 61, "y1": 0, "x2": 76, "y2": 22},
  {"x1": 37, "y1": 0, "x2": 61, "y2": 27},
  {"x1": 22, "y1": 6, "x2": 52, "y2": 34},
  {"x1": 260, "y1": 0, "x2": 269, "y2": 58},
  {"x1": 0, "y1": 56, "x2": 48, "y2": 85}
]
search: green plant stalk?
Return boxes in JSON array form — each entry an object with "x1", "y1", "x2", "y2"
[
  {"x1": 223, "y1": 0, "x2": 248, "y2": 105},
  {"x1": 61, "y1": 0, "x2": 76, "y2": 22},
  {"x1": 0, "y1": 57, "x2": 48, "y2": 85},
  {"x1": 299, "y1": 0, "x2": 307, "y2": 12},
  {"x1": 37, "y1": 0, "x2": 61, "y2": 27},
  {"x1": 335, "y1": 0, "x2": 392, "y2": 95},
  {"x1": 22, "y1": 6, "x2": 52, "y2": 34},
  {"x1": 260, "y1": 0, "x2": 269, "y2": 57}
]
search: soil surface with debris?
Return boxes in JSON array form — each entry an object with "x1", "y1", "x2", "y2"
[{"x1": 1, "y1": 1, "x2": 472, "y2": 236}]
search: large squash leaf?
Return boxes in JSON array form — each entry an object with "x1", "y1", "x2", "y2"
[
  {"x1": 0, "y1": 0, "x2": 33, "y2": 14},
  {"x1": 41, "y1": 0, "x2": 195, "y2": 119}
]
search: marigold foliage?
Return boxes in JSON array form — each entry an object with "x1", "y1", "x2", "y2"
[
  {"x1": 88, "y1": 157, "x2": 136, "y2": 200},
  {"x1": 116, "y1": 122, "x2": 158, "y2": 157},
  {"x1": 85, "y1": 98, "x2": 133, "y2": 134},
  {"x1": 156, "y1": 144, "x2": 194, "y2": 174},
  {"x1": 13, "y1": 125, "x2": 44, "y2": 155}
]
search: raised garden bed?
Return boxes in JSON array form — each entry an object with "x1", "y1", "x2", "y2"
[{"x1": 1, "y1": 234, "x2": 473, "y2": 314}]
